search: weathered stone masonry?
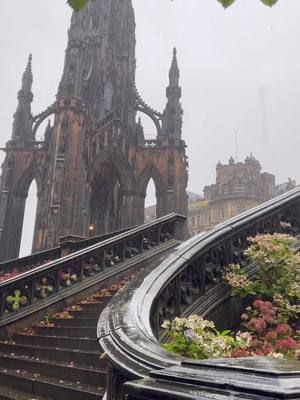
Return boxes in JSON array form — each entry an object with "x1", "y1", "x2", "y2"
[{"x1": 0, "y1": 0, "x2": 188, "y2": 261}]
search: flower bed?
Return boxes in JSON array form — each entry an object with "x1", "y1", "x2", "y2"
[{"x1": 162, "y1": 233, "x2": 300, "y2": 360}]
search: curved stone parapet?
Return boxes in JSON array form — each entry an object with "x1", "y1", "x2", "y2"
[{"x1": 99, "y1": 186, "x2": 300, "y2": 400}]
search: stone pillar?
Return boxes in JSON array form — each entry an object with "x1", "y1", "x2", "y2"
[{"x1": 0, "y1": 195, "x2": 26, "y2": 261}]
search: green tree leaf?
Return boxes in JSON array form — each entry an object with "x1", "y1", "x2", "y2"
[
  {"x1": 218, "y1": 0, "x2": 236, "y2": 8},
  {"x1": 67, "y1": 0, "x2": 87, "y2": 12},
  {"x1": 260, "y1": 0, "x2": 279, "y2": 6}
]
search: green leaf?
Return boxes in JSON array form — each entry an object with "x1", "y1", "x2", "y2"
[
  {"x1": 67, "y1": 0, "x2": 87, "y2": 12},
  {"x1": 218, "y1": 0, "x2": 236, "y2": 7},
  {"x1": 220, "y1": 329, "x2": 231, "y2": 336},
  {"x1": 260, "y1": 0, "x2": 279, "y2": 6}
]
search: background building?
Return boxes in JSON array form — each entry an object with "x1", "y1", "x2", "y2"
[{"x1": 188, "y1": 154, "x2": 296, "y2": 236}]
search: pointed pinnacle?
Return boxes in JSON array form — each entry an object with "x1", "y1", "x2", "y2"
[
  {"x1": 21, "y1": 53, "x2": 33, "y2": 94},
  {"x1": 172, "y1": 47, "x2": 178, "y2": 66},
  {"x1": 26, "y1": 54, "x2": 32, "y2": 71},
  {"x1": 169, "y1": 46, "x2": 180, "y2": 87}
]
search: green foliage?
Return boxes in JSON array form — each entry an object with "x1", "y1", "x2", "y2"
[
  {"x1": 260, "y1": 0, "x2": 279, "y2": 6},
  {"x1": 66, "y1": 0, "x2": 279, "y2": 12},
  {"x1": 163, "y1": 233, "x2": 300, "y2": 362},
  {"x1": 218, "y1": 0, "x2": 236, "y2": 8},
  {"x1": 218, "y1": 0, "x2": 278, "y2": 7},
  {"x1": 67, "y1": 0, "x2": 87, "y2": 12},
  {"x1": 224, "y1": 233, "x2": 300, "y2": 320},
  {"x1": 161, "y1": 315, "x2": 251, "y2": 359}
]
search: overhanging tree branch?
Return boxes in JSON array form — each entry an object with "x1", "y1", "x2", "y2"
[{"x1": 67, "y1": 0, "x2": 279, "y2": 12}]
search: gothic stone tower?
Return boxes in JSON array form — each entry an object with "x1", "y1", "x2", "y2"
[{"x1": 0, "y1": 0, "x2": 188, "y2": 261}]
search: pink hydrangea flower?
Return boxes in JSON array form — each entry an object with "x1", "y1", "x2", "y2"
[
  {"x1": 262, "y1": 343, "x2": 273, "y2": 355},
  {"x1": 232, "y1": 349, "x2": 251, "y2": 358},
  {"x1": 276, "y1": 338, "x2": 297, "y2": 349},
  {"x1": 265, "y1": 330, "x2": 277, "y2": 340},
  {"x1": 249, "y1": 317, "x2": 266, "y2": 334},
  {"x1": 275, "y1": 324, "x2": 292, "y2": 336}
]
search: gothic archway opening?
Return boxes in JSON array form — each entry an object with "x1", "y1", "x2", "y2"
[
  {"x1": 144, "y1": 178, "x2": 157, "y2": 223},
  {"x1": 90, "y1": 160, "x2": 123, "y2": 235},
  {"x1": 34, "y1": 115, "x2": 54, "y2": 142},
  {"x1": 136, "y1": 111, "x2": 157, "y2": 140},
  {"x1": 19, "y1": 179, "x2": 37, "y2": 257}
]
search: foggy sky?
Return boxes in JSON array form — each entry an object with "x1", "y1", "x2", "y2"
[{"x1": 1, "y1": 0, "x2": 300, "y2": 256}]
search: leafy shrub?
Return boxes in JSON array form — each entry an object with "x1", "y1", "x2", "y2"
[
  {"x1": 224, "y1": 233, "x2": 300, "y2": 320},
  {"x1": 162, "y1": 233, "x2": 300, "y2": 360},
  {"x1": 162, "y1": 315, "x2": 251, "y2": 359}
]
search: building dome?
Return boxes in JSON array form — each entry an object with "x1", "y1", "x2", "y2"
[
  {"x1": 228, "y1": 156, "x2": 235, "y2": 166},
  {"x1": 245, "y1": 153, "x2": 260, "y2": 167}
]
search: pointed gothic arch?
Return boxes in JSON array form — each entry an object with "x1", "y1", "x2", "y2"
[
  {"x1": 138, "y1": 164, "x2": 165, "y2": 195},
  {"x1": 16, "y1": 164, "x2": 43, "y2": 199},
  {"x1": 32, "y1": 105, "x2": 56, "y2": 138},
  {"x1": 89, "y1": 151, "x2": 137, "y2": 235},
  {"x1": 90, "y1": 148, "x2": 135, "y2": 192},
  {"x1": 138, "y1": 164, "x2": 166, "y2": 219}
]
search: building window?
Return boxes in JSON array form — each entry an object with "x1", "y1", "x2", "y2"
[
  {"x1": 237, "y1": 203, "x2": 245, "y2": 214},
  {"x1": 233, "y1": 181, "x2": 246, "y2": 193},
  {"x1": 222, "y1": 184, "x2": 229, "y2": 195},
  {"x1": 218, "y1": 208, "x2": 225, "y2": 220}
]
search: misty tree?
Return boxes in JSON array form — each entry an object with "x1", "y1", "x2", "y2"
[{"x1": 67, "y1": 0, "x2": 279, "y2": 12}]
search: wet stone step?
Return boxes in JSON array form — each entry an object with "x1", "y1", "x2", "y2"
[
  {"x1": 76, "y1": 303, "x2": 107, "y2": 311},
  {"x1": 14, "y1": 334, "x2": 100, "y2": 352},
  {"x1": 0, "y1": 343, "x2": 102, "y2": 367},
  {"x1": 68, "y1": 310, "x2": 101, "y2": 318},
  {"x1": 89, "y1": 296, "x2": 113, "y2": 302},
  {"x1": 0, "y1": 367, "x2": 104, "y2": 400},
  {"x1": 50, "y1": 318, "x2": 97, "y2": 328},
  {"x1": 32, "y1": 326, "x2": 96, "y2": 338},
  {"x1": 0, "y1": 385, "x2": 51, "y2": 400},
  {"x1": 0, "y1": 354, "x2": 106, "y2": 386}
]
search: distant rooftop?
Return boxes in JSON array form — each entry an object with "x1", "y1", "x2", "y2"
[{"x1": 187, "y1": 191, "x2": 202, "y2": 203}]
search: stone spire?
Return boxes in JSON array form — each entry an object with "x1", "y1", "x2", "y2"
[
  {"x1": 169, "y1": 47, "x2": 180, "y2": 87},
  {"x1": 11, "y1": 54, "x2": 33, "y2": 144},
  {"x1": 21, "y1": 54, "x2": 33, "y2": 94},
  {"x1": 162, "y1": 47, "x2": 183, "y2": 138}
]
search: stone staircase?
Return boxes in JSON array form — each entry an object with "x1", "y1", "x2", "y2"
[
  {"x1": 0, "y1": 281, "x2": 127, "y2": 400},
  {"x1": 0, "y1": 215, "x2": 185, "y2": 399}
]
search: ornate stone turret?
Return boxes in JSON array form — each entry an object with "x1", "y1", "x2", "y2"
[
  {"x1": 11, "y1": 54, "x2": 33, "y2": 145},
  {"x1": 162, "y1": 48, "x2": 183, "y2": 138}
]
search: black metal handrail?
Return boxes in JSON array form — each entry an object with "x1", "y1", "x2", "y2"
[
  {"x1": 99, "y1": 186, "x2": 300, "y2": 400},
  {"x1": 0, "y1": 213, "x2": 185, "y2": 325}
]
